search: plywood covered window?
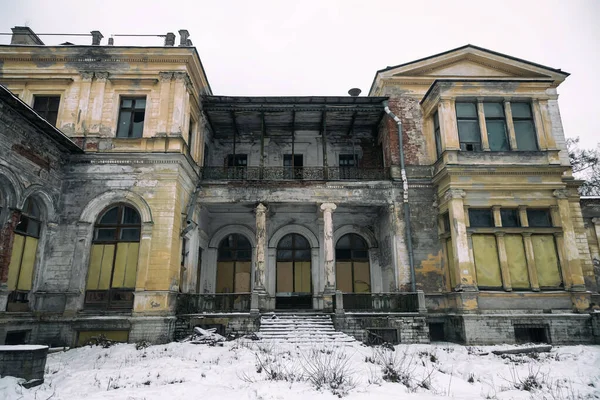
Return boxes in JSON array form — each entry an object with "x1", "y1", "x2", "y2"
[
  {"x1": 85, "y1": 204, "x2": 141, "y2": 310},
  {"x1": 7, "y1": 197, "x2": 41, "y2": 311},
  {"x1": 335, "y1": 234, "x2": 370, "y2": 293},
  {"x1": 216, "y1": 234, "x2": 251, "y2": 293},
  {"x1": 276, "y1": 233, "x2": 311, "y2": 293}
]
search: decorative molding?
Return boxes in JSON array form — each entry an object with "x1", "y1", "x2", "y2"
[
  {"x1": 94, "y1": 71, "x2": 109, "y2": 82},
  {"x1": 208, "y1": 224, "x2": 256, "y2": 248}
]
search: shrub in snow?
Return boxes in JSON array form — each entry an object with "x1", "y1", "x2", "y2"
[
  {"x1": 374, "y1": 347, "x2": 416, "y2": 388},
  {"x1": 301, "y1": 348, "x2": 356, "y2": 398},
  {"x1": 84, "y1": 334, "x2": 117, "y2": 348}
]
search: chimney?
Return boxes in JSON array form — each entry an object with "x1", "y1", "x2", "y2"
[
  {"x1": 348, "y1": 88, "x2": 362, "y2": 97},
  {"x1": 164, "y1": 32, "x2": 175, "y2": 46},
  {"x1": 10, "y1": 26, "x2": 44, "y2": 45},
  {"x1": 178, "y1": 29, "x2": 189, "y2": 46},
  {"x1": 108, "y1": 37, "x2": 114, "y2": 46},
  {"x1": 91, "y1": 30, "x2": 103, "y2": 45}
]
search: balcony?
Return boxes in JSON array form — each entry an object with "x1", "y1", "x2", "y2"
[
  {"x1": 200, "y1": 167, "x2": 389, "y2": 181},
  {"x1": 176, "y1": 293, "x2": 251, "y2": 314}
]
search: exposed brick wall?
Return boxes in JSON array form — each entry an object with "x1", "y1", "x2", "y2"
[{"x1": 380, "y1": 98, "x2": 427, "y2": 167}]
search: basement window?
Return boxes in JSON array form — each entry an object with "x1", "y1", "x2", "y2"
[
  {"x1": 117, "y1": 97, "x2": 146, "y2": 138},
  {"x1": 428, "y1": 323, "x2": 445, "y2": 342},
  {"x1": 366, "y1": 328, "x2": 399, "y2": 345},
  {"x1": 514, "y1": 324, "x2": 550, "y2": 344},
  {"x1": 456, "y1": 102, "x2": 481, "y2": 151},
  {"x1": 5, "y1": 330, "x2": 29, "y2": 345},
  {"x1": 33, "y1": 95, "x2": 60, "y2": 126}
]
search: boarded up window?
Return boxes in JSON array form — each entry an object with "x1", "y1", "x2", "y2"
[
  {"x1": 472, "y1": 234, "x2": 502, "y2": 288},
  {"x1": 277, "y1": 233, "x2": 312, "y2": 293},
  {"x1": 505, "y1": 234, "x2": 530, "y2": 289},
  {"x1": 335, "y1": 234, "x2": 370, "y2": 293},
  {"x1": 532, "y1": 235, "x2": 562, "y2": 288},
  {"x1": 85, "y1": 204, "x2": 141, "y2": 310},
  {"x1": 7, "y1": 234, "x2": 38, "y2": 291},
  {"x1": 217, "y1": 234, "x2": 252, "y2": 294}
]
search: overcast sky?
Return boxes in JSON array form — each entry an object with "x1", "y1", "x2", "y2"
[{"x1": 1, "y1": 0, "x2": 598, "y2": 149}]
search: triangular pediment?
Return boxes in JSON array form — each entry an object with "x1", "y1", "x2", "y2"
[{"x1": 370, "y1": 45, "x2": 568, "y2": 94}]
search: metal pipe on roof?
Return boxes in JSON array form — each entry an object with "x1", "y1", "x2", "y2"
[{"x1": 382, "y1": 100, "x2": 417, "y2": 293}]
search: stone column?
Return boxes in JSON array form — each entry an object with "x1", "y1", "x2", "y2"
[
  {"x1": 538, "y1": 100, "x2": 557, "y2": 150},
  {"x1": 157, "y1": 72, "x2": 173, "y2": 134},
  {"x1": 504, "y1": 100, "x2": 518, "y2": 150},
  {"x1": 445, "y1": 189, "x2": 476, "y2": 291},
  {"x1": 65, "y1": 221, "x2": 93, "y2": 313},
  {"x1": 531, "y1": 100, "x2": 548, "y2": 150},
  {"x1": 553, "y1": 190, "x2": 585, "y2": 291},
  {"x1": 477, "y1": 100, "x2": 490, "y2": 151},
  {"x1": 321, "y1": 203, "x2": 337, "y2": 293},
  {"x1": 439, "y1": 99, "x2": 460, "y2": 151},
  {"x1": 88, "y1": 71, "x2": 108, "y2": 134},
  {"x1": 170, "y1": 72, "x2": 190, "y2": 135},
  {"x1": 76, "y1": 71, "x2": 94, "y2": 134},
  {"x1": 254, "y1": 203, "x2": 267, "y2": 293}
]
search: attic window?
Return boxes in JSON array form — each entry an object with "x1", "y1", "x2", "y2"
[{"x1": 456, "y1": 102, "x2": 481, "y2": 151}]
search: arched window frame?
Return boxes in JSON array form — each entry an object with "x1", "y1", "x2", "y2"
[
  {"x1": 7, "y1": 197, "x2": 43, "y2": 310},
  {"x1": 85, "y1": 203, "x2": 141, "y2": 310},
  {"x1": 216, "y1": 234, "x2": 252, "y2": 294},
  {"x1": 335, "y1": 233, "x2": 371, "y2": 293}
]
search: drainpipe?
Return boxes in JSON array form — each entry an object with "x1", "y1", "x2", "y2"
[
  {"x1": 382, "y1": 101, "x2": 417, "y2": 293},
  {"x1": 181, "y1": 186, "x2": 200, "y2": 237}
]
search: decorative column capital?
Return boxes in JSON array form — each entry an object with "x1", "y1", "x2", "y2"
[
  {"x1": 80, "y1": 71, "x2": 94, "y2": 81},
  {"x1": 521, "y1": 232, "x2": 532, "y2": 238},
  {"x1": 94, "y1": 71, "x2": 109, "y2": 82},
  {"x1": 159, "y1": 72, "x2": 174, "y2": 82},
  {"x1": 320, "y1": 203, "x2": 337, "y2": 213},
  {"x1": 553, "y1": 189, "x2": 569, "y2": 199},
  {"x1": 443, "y1": 188, "x2": 466, "y2": 202},
  {"x1": 255, "y1": 203, "x2": 268, "y2": 215}
]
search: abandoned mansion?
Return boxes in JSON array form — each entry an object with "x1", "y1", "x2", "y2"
[{"x1": 0, "y1": 26, "x2": 599, "y2": 346}]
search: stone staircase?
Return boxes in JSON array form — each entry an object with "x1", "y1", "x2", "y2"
[{"x1": 257, "y1": 313, "x2": 355, "y2": 345}]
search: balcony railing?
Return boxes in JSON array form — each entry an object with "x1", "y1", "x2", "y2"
[
  {"x1": 200, "y1": 167, "x2": 389, "y2": 181},
  {"x1": 341, "y1": 292, "x2": 419, "y2": 312},
  {"x1": 176, "y1": 293, "x2": 251, "y2": 314}
]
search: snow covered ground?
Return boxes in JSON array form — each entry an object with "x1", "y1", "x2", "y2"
[{"x1": 1, "y1": 339, "x2": 600, "y2": 400}]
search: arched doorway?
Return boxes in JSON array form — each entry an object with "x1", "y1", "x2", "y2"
[
  {"x1": 216, "y1": 234, "x2": 251, "y2": 294},
  {"x1": 335, "y1": 233, "x2": 371, "y2": 293},
  {"x1": 7, "y1": 197, "x2": 42, "y2": 311},
  {"x1": 85, "y1": 204, "x2": 141, "y2": 310},
  {"x1": 276, "y1": 233, "x2": 312, "y2": 309}
]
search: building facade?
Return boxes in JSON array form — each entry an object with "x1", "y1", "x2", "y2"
[{"x1": 0, "y1": 26, "x2": 599, "y2": 346}]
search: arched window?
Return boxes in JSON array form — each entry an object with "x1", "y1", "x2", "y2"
[
  {"x1": 335, "y1": 234, "x2": 370, "y2": 293},
  {"x1": 276, "y1": 233, "x2": 311, "y2": 294},
  {"x1": 7, "y1": 197, "x2": 42, "y2": 311},
  {"x1": 216, "y1": 234, "x2": 251, "y2": 293},
  {"x1": 85, "y1": 204, "x2": 141, "y2": 310}
]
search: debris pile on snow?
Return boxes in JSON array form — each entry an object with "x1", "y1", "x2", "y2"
[{"x1": 180, "y1": 327, "x2": 226, "y2": 345}]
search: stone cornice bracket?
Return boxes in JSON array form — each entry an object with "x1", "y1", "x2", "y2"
[
  {"x1": 553, "y1": 189, "x2": 569, "y2": 199},
  {"x1": 443, "y1": 188, "x2": 466, "y2": 202},
  {"x1": 94, "y1": 71, "x2": 109, "y2": 82},
  {"x1": 159, "y1": 71, "x2": 174, "y2": 82},
  {"x1": 80, "y1": 71, "x2": 94, "y2": 81},
  {"x1": 592, "y1": 218, "x2": 600, "y2": 226}
]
